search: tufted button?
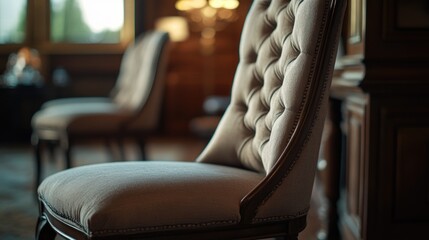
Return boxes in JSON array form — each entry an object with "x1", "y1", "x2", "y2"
[
  {"x1": 290, "y1": 37, "x2": 300, "y2": 56},
  {"x1": 253, "y1": 67, "x2": 264, "y2": 84},
  {"x1": 284, "y1": 1, "x2": 295, "y2": 25},
  {"x1": 278, "y1": 94, "x2": 286, "y2": 113},
  {"x1": 264, "y1": 14, "x2": 277, "y2": 30},
  {"x1": 274, "y1": 63, "x2": 284, "y2": 81},
  {"x1": 246, "y1": 48, "x2": 258, "y2": 64},
  {"x1": 269, "y1": 37, "x2": 282, "y2": 59}
]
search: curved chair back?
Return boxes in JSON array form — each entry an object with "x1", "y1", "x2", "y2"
[
  {"x1": 108, "y1": 34, "x2": 143, "y2": 103},
  {"x1": 197, "y1": 0, "x2": 346, "y2": 223},
  {"x1": 114, "y1": 31, "x2": 170, "y2": 132}
]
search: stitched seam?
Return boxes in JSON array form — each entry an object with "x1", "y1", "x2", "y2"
[
  {"x1": 40, "y1": 196, "x2": 88, "y2": 234},
  {"x1": 91, "y1": 219, "x2": 238, "y2": 235},
  {"x1": 40, "y1": 196, "x2": 238, "y2": 236},
  {"x1": 252, "y1": 207, "x2": 309, "y2": 223}
]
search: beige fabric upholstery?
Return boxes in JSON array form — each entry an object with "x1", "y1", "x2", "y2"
[
  {"x1": 199, "y1": 0, "x2": 328, "y2": 171},
  {"x1": 36, "y1": 0, "x2": 346, "y2": 239},
  {"x1": 39, "y1": 161, "x2": 263, "y2": 236},
  {"x1": 197, "y1": 0, "x2": 337, "y2": 220},
  {"x1": 39, "y1": 34, "x2": 146, "y2": 109},
  {"x1": 32, "y1": 31, "x2": 168, "y2": 136}
]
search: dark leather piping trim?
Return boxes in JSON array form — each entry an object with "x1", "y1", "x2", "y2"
[
  {"x1": 239, "y1": 0, "x2": 346, "y2": 224},
  {"x1": 40, "y1": 198, "x2": 88, "y2": 237}
]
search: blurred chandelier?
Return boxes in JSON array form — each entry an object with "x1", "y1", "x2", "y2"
[{"x1": 175, "y1": 0, "x2": 240, "y2": 53}]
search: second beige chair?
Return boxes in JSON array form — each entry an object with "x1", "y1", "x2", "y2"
[{"x1": 31, "y1": 31, "x2": 170, "y2": 188}]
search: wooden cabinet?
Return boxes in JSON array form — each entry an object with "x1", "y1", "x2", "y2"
[
  {"x1": 0, "y1": 86, "x2": 51, "y2": 143},
  {"x1": 319, "y1": 0, "x2": 429, "y2": 239}
]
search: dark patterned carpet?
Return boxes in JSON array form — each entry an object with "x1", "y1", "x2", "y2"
[{"x1": 0, "y1": 145, "x2": 38, "y2": 240}]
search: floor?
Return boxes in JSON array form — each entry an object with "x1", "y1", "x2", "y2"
[{"x1": 0, "y1": 136, "x2": 325, "y2": 240}]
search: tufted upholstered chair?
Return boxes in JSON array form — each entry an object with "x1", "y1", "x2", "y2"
[
  {"x1": 35, "y1": 0, "x2": 346, "y2": 239},
  {"x1": 31, "y1": 31, "x2": 169, "y2": 190},
  {"x1": 39, "y1": 34, "x2": 142, "y2": 109}
]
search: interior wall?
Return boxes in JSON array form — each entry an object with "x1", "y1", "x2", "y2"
[
  {"x1": 0, "y1": 0, "x2": 252, "y2": 141},
  {"x1": 142, "y1": 0, "x2": 251, "y2": 135}
]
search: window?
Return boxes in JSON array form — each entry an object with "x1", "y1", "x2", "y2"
[
  {"x1": 50, "y1": 0, "x2": 125, "y2": 43},
  {"x1": 45, "y1": 0, "x2": 135, "y2": 53},
  {"x1": 0, "y1": 0, "x2": 135, "y2": 53},
  {"x1": 0, "y1": 0, "x2": 27, "y2": 44}
]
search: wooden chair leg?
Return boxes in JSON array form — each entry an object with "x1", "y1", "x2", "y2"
[
  {"x1": 47, "y1": 141, "x2": 56, "y2": 163},
  {"x1": 62, "y1": 144, "x2": 72, "y2": 169},
  {"x1": 136, "y1": 138, "x2": 146, "y2": 160},
  {"x1": 117, "y1": 138, "x2": 126, "y2": 161},
  {"x1": 33, "y1": 137, "x2": 42, "y2": 194},
  {"x1": 104, "y1": 139, "x2": 127, "y2": 161},
  {"x1": 289, "y1": 235, "x2": 298, "y2": 240},
  {"x1": 35, "y1": 215, "x2": 56, "y2": 240}
]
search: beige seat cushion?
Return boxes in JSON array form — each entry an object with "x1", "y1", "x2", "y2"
[
  {"x1": 32, "y1": 102, "x2": 130, "y2": 134},
  {"x1": 41, "y1": 97, "x2": 112, "y2": 109},
  {"x1": 38, "y1": 161, "x2": 263, "y2": 237}
]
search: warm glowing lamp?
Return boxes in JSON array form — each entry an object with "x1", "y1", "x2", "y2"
[
  {"x1": 175, "y1": 0, "x2": 239, "y2": 54},
  {"x1": 155, "y1": 16, "x2": 189, "y2": 42}
]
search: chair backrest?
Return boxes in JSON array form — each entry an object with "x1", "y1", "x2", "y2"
[
  {"x1": 197, "y1": 0, "x2": 346, "y2": 223},
  {"x1": 108, "y1": 34, "x2": 141, "y2": 102},
  {"x1": 113, "y1": 31, "x2": 170, "y2": 131}
]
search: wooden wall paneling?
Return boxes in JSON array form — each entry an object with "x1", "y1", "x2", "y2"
[
  {"x1": 315, "y1": 0, "x2": 429, "y2": 239},
  {"x1": 375, "y1": 97, "x2": 429, "y2": 239},
  {"x1": 142, "y1": 0, "x2": 250, "y2": 135},
  {"x1": 48, "y1": 54, "x2": 120, "y2": 97},
  {"x1": 395, "y1": 127, "x2": 429, "y2": 221},
  {"x1": 339, "y1": 94, "x2": 368, "y2": 240}
]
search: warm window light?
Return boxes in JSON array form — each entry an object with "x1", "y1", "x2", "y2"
[
  {"x1": 78, "y1": 0, "x2": 124, "y2": 33},
  {"x1": 155, "y1": 16, "x2": 189, "y2": 42},
  {"x1": 50, "y1": 0, "x2": 132, "y2": 43},
  {"x1": 0, "y1": 0, "x2": 27, "y2": 43},
  {"x1": 51, "y1": 0, "x2": 124, "y2": 33}
]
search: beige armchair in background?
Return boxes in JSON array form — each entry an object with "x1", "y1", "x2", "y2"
[
  {"x1": 39, "y1": 31, "x2": 149, "y2": 109},
  {"x1": 31, "y1": 31, "x2": 170, "y2": 189},
  {"x1": 35, "y1": 0, "x2": 346, "y2": 239}
]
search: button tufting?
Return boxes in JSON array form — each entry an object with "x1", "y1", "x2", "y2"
[
  {"x1": 269, "y1": 37, "x2": 282, "y2": 59},
  {"x1": 253, "y1": 67, "x2": 263, "y2": 84},
  {"x1": 247, "y1": 48, "x2": 258, "y2": 64},
  {"x1": 263, "y1": 14, "x2": 277, "y2": 30},
  {"x1": 274, "y1": 63, "x2": 284, "y2": 81}
]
